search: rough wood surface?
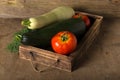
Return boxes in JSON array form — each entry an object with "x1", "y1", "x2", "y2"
[
  {"x1": 0, "y1": 0, "x2": 120, "y2": 18},
  {"x1": 19, "y1": 45, "x2": 72, "y2": 72}
]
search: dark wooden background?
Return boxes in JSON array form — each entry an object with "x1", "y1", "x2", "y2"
[{"x1": 0, "y1": 0, "x2": 120, "y2": 18}]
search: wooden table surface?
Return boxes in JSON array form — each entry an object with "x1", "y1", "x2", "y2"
[
  {"x1": 0, "y1": 17, "x2": 120, "y2": 80},
  {"x1": 0, "y1": 0, "x2": 120, "y2": 18}
]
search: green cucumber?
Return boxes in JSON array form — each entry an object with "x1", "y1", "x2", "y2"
[{"x1": 21, "y1": 18, "x2": 86, "y2": 48}]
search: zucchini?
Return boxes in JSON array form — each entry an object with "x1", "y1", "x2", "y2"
[
  {"x1": 22, "y1": 6, "x2": 75, "y2": 30},
  {"x1": 21, "y1": 18, "x2": 86, "y2": 48}
]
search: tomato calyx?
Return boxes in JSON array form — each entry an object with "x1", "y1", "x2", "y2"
[{"x1": 61, "y1": 32, "x2": 69, "y2": 42}]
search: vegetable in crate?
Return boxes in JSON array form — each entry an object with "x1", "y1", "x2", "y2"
[
  {"x1": 51, "y1": 31, "x2": 77, "y2": 55},
  {"x1": 73, "y1": 13, "x2": 90, "y2": 28},
  {"x1": 21, "y1": 18, "x2": 86, "y2": 48},
  {"x1": 22, "y1": 6, "x2": 75, "y2": 30}
]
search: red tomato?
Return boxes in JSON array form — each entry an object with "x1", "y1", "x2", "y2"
[
  {"x1": 73, "y1": 13, "x2": 90, "y2": 28},
  {"x1": 51, "y1": 31, "x2": 77, "y2": 55}
]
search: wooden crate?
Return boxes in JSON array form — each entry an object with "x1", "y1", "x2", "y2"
[{"x1": 19, "y1": 12, "x2": 103, "y2": 72}]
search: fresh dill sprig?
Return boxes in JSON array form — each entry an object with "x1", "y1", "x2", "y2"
[{"x1": 7, "y1": 28, "x2": 30, "y2": 53}]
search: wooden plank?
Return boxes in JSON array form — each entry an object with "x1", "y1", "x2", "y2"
[
  {"x1": 70, "y1": 14, "x2": 103, "y2": 69},
  {"x1": 70, "y1": 12, "x2": 103, "y2": 58},
  {"x1": 0, "y1": 0, "x2": 119, "y2": 18},
  {"x1": 19, "y1": 45, "x2": 72, "y2": 72}
]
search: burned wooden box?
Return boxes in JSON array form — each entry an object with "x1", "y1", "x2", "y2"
[{"x1": 19, "y1": 12, "x2": 103, "y2": 72}]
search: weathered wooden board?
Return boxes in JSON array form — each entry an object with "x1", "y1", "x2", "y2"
[
  {"x1": 19, "y1": 12, "x2": 103, "y2": 72},
  {"x1": 0, "y1": 0, "x2": 119, "y2": 18}
]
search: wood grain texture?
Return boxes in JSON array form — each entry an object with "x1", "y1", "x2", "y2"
[
  {"x1": 19, "y1": 45, "x2": 72, "y2": 72},
  {"x1": 0, "y1": 0, "x2": 119, "y2": 18}
]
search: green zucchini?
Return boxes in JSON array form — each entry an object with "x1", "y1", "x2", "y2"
[{"x1": 21, "y1": 18, "x2": 86, "y2": 48}]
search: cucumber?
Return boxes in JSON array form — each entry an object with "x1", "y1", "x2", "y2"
[{"x1": 21, "y1": 18, "x2": 86, "y2": 48}]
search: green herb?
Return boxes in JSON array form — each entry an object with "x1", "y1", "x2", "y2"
[{"x1": 7, "y1": 27, "x2": 30, "y2": 53}]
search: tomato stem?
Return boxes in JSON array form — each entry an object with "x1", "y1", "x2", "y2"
[{"x1": 61, "y1": 33, "x2": 68, "y2": 42}]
